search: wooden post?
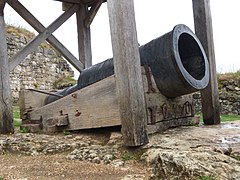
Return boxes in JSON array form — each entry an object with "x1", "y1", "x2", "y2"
[
  {"x1": 0, "y1": 1, "x2": 14, "y2": 134},
  {"x1": 76, "y1": 3, "x2": 92, "y2": 68},
  {"x1": 107, "y1": 0, "x2": 148, "y2": 146},
  {"x1": 192, "y1": 0, "x2": 220, "y2": 124}
]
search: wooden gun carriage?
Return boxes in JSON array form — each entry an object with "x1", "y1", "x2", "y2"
[{"x1": 19, "y1": 24, "x2": 209, "y2": 135}]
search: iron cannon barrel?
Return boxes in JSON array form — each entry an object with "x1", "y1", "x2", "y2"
[{"x1": 46, "y1": 24, "x2": 209, "y2": 104}]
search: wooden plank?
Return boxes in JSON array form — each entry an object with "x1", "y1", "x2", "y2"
[
  {"x1": 7, "y1": 0, "x2": 83, "y2": 72},
  {"x1": 192, "y1": 0, "x2": 220, "y2": 125},
  {"x1": 24, "y1": 68, "x2": 196, "y2": 134},
  {"x1": 141, "y1": 67, "x2": 194, "y2": 125},
  {"x1": 0, "y1": 3, "x2": 14, "y2": 133},
  {"x1": 85, "y1": 0, "x2": 103, "y2": 28},
  {"x1": 147, "y1": 117, "x2": 199, "y2": 135},
  {"x1": 19, "y1": 90, "x2": 50, "y2": 119},
  {"x1": 9, "y1": 3, "x2": 79, "y2": 71},
  {"x1": 76, "y1": 3, "x2": 92, "y2": 68},
  {"x1": 28, "y1": 75, "x2": 121, "y2": 131},
  {"x1": 107, "y1": 0, "x2": 148, "y2": 146}
]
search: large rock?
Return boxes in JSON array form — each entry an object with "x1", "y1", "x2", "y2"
[{"x1": 142, "y1": 121, "x2": 240, "y2": 179}]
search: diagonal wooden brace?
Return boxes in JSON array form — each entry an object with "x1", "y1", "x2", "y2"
[
  {"x1": 8, "y1": 2, "x2": 82, "y2": 71},
  {"x1": 84, "y1": 0, "x2": 103, "y2": 28}
]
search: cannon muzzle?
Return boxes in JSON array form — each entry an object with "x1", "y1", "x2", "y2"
[{"x1": 46, "y1": 24, "x2": 209, "y2": 104}]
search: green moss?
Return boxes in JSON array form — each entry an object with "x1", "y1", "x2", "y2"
[
  {"x1": 53, "y1": 76, "x2": 76, "y2": 89},
  {"x1": 198, "y1": 175, "x2": 216, "y2": 180}
]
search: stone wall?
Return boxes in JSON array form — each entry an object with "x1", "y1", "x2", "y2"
[
  {"x1": 6, "y1": 25, "x2": 74, "y2": 102},
  {"x1": 193, "y1": 77, "x2": 240, "y2": 115}
]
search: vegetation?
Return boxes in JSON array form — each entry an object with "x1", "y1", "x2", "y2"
[
  {"x1": 218, "y1": 70, "x2": 240, "y2": 88},
  {"x1": 63, "y1": 130, "x2": 71, "y2": 136},
  {"x1": 198, "y1": 175, "x2": 216, "y2": 180},
  {"x1": 121, "y1": 148, "x2": 146, "y2": 162},
  {"x1": 232, "y1": 155, "x2": 240, "y2": 161},
  {"x1": 6, "y1": 24, "x2": 35, "y2": 39},
  {"x1": 0, "y1": 176, "x2": 4, "y2": 180},
  {"x1": 53, "y1": 76, "x2": 76, "y2": 89},
  {"x1": 13, "y1": 106, "x2": 21, "y2": 127},
  {"x1": 197, "y1": 113, "x2": 240, "y2": 123}
]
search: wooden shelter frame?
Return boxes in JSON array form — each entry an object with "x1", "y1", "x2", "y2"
[{"x1": 0, "y1": 0, "x2": 220, "y2": 146}]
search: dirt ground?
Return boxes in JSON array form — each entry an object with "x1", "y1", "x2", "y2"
[{"x1": 0, "y1": 153, "x2": 149, "y2": 180}]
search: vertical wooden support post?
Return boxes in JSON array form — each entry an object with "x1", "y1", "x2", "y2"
[
  {"x1": 76, "y1": 3, "x2": 92, "y2": 68},
  {"x1": 107, "y1": 0, "x2": 148, "y2": 146},
  {"x1": 192, "y1": 0, "x2": 220, "y2": 125},
  {"x1": 0, "y1": 1, "x2": 14, "y2": 134}
]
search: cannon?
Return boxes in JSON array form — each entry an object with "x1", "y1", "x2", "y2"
[{"x1": 19, "y1": 24, "x2": 209, "y2": 134}]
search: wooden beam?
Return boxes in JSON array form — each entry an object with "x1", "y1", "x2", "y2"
[
  {"x1": 0, "y1": 0, "x2": 6, "y2": 16},
  {"x1": 85, "y1": 0, "x2": 103, "y2": 28},
  {"x1": 0, "y1": 2, "x2": 14, "y2": 133},
  {"x1": 7, "y1": 0, "x2": 83, "y2": 72},
  {"x1": 8, "y1": 0, "x2": 83, "y2": 72},
  {"x1": 107, "y1": 0, "x2": 148, "y2": 146},
  {"x1": 9, "y1": 4, "x2": 80, "y2": 71},
  {"x1": 76, "y1": 3, "x2": 92, "y2": 68},
  {"x1": 55, "y1": 0, "x2": 106, "y2": 5},
  {"x1": 192, "y1": 0, "x2": 220, "y2": 124}
]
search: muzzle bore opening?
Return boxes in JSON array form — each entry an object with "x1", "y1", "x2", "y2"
[{"x1": 178, "y1": 33, "x2": 206, "y2": 80}]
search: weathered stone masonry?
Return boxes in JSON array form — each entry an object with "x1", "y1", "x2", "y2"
[
  {"x1": 194, "y1": 78, "x2": 240, "y2": 115},
  {"x1": 6, "y1": 26, "x2": 74, "y2": 102}
]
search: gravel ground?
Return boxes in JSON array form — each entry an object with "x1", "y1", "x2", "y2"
[{"x1": 0, "y1": 153, "x2": 148, "y2": 180}]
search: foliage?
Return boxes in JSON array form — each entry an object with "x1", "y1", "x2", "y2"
[
  {"x1": 0, "y1": 176, "x2": 4, "y2": 180},
  {"x1": 20, "y1": 127, "x2": 30, "y2": 133},
  {"x1": 53, "y1": 76, "x2": 76, "y2": 89}
]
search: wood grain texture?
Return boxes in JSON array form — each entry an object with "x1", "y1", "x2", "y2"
[
  {"x1": 19, "y1": 90, "x2": 48, "y2": 119},
  {"x1": 192, "y1": 0, "x2": 220, "y2": 124},
  {"x1": 9, "y1": 3, "x2": 79, "y2": 71},
  {"x1": 0, "y1": 14, "x2": 14, "y2": 133},
  {"x1": 85, "y1": 0, "x2": 103, "y2": 28},
  {"x1": 142, "y1": 67, "x2": 194, "y2": 125},
  {"x1": 76, "y1": 3, "x2": 92, "y2": 68},
  {"x1": 107, "y1": 0, "x2": 148, "y2": 146},
  {"x1": 7, "y1": 0, "x2": 83, "y2": 72},
  {"x1": 22, "y1": 68, "x2": 196, "y2": 142},
  {"x1": 28, "y1": 75, "x2": 121, "y2": 131}
]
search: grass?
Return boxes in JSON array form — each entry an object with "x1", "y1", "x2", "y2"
[
  {"x1": 197, "y1": 113, "x2": 240, "y2": 122},
  {"x1": 198, "y1": 175, "x2": 216, "y2": 180},
  {"x1": 13, "y1": 105, "x2": 21, "y2": 127},
  {"x1": 232, "y1": 155, "x2": 240, "y2": 161},
  {"x1": 6, "y1": 24, "x2": 35, "y2": 39},
  {"x1": 121, "y1": 148, "x2": 146, "y2": 162}
]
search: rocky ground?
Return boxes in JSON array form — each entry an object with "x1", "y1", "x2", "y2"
[{"x1": 0, "y1": 121, "x2": 240, "y2": 180}]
